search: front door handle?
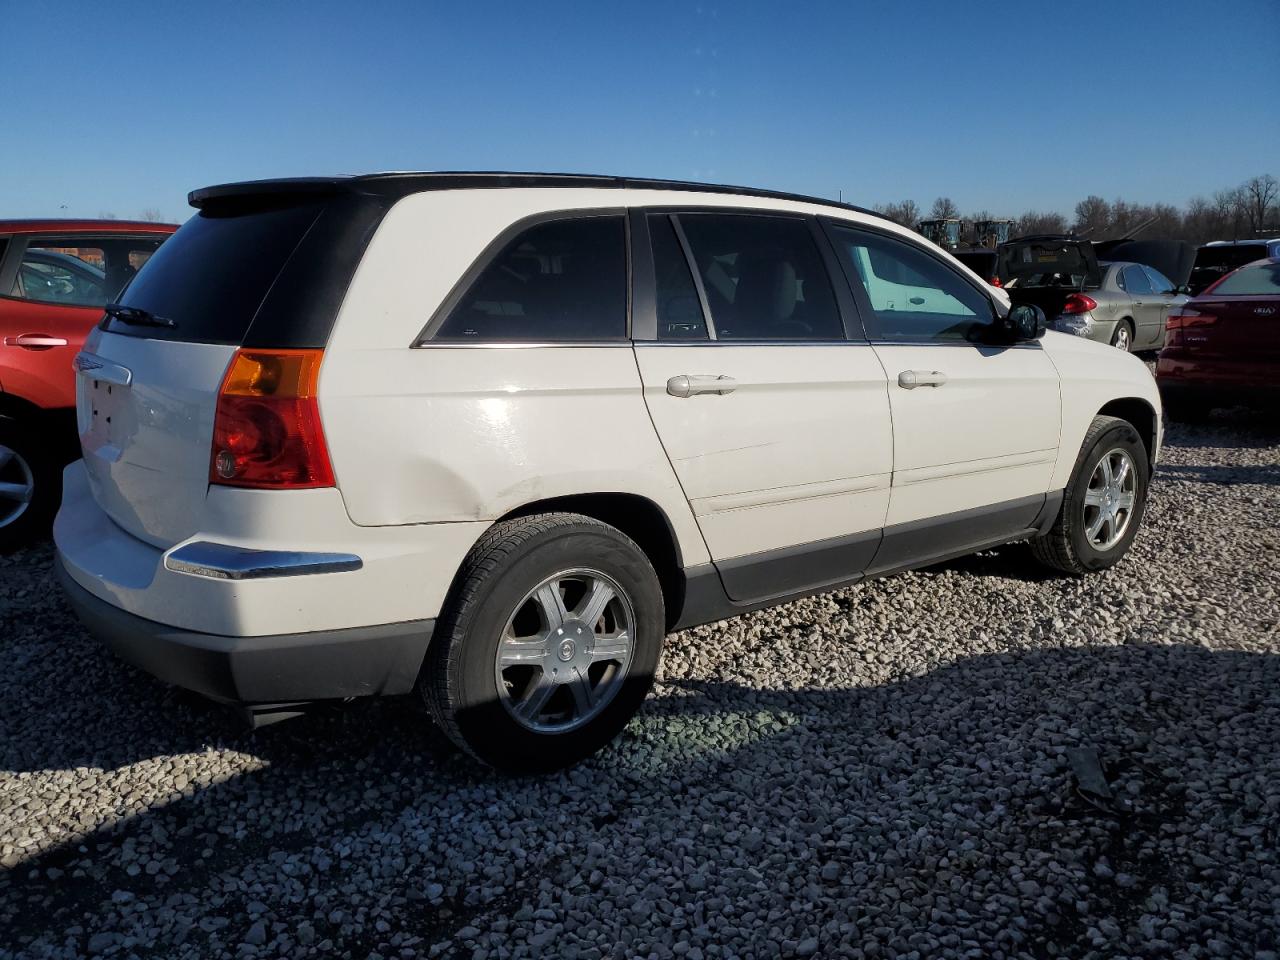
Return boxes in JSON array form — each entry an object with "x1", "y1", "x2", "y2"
[
  {"x1": 4, "y1": 334, "x2": 68, "y2": 350},
  {"x1": 897, "y1": 370, "x2": 948, "y2": 389},
  {"x1": 667, "y1": 374, "x2": 737, "y2": 398}
]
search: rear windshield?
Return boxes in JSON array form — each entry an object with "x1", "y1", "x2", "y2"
[
  {"x1": 104, "y1": 202, "x2": 321, "y2": 343},
  {"x1": 1207, "y1": 261, "x2": 1280, "y2": 297}
]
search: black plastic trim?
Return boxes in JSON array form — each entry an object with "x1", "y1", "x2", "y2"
[
  {"x1": 241, "y1": 192, "x2": 393, "y2": 350},
  {"x1": 58, "y1": 560, "x2": 433, "y2": 704},
  {"x1": 671, "y1": 492, "x2": 1064, "y2": 630},
  {"x1": 716, "y1": 528, "x2": 881, "y2": 603},
  {"x1": 865, "y1": 493, "x2": 1046, "y2": 577}
]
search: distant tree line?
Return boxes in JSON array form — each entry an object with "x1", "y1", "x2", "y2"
[{"x1": 874, "y1": 174, "x2": 1278, "y2": 245}]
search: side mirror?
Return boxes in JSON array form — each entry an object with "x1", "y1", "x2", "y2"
[
  {"x1": 1175, "y1": 284, "x2": 1191, "y2": 295},
  {"x1": 1003, "y1": 303, "x2": 1047, "y2": 342}
]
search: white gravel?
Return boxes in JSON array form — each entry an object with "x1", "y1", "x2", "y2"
[{"x1": 2, "y1": 414, "x2": 1278, "y2": 960}]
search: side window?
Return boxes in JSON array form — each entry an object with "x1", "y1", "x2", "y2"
[
  {"x1": 1122, "y1": 265, "x2": 1153, "y2": 295},
  {"x1": 648, "y1": 214, "x2": 707, "y2": 340},
  {"x1": 9, "y1": 239, "x2": 107, "y2": 306},
  {"x1": 435, "y1": 216, "x2": 626, "y2": 341},
  {"x1": 1115, "y1": 266, "x2": 1127, "y2": 291},
  {"x1": 829, "y1": 225, "x2": 993, "y2": 342},
  {"x1": 676, "y1": 214, "x2": 843, "y2": 341},
  {"x1": 1143, "y1": 265, "x2": 1174, "y2": 294}
]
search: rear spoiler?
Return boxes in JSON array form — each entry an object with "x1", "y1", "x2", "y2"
[{"x1": 189, "y1": 178, "x2": 348, "y2": 209}]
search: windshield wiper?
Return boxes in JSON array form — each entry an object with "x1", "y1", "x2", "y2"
[{"x1": 103, "y1": 303, "x2": 177, "y2": 329}]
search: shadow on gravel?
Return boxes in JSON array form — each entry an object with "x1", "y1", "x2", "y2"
[
  {"x1": 4, "y1": 635, "x2": 1279, "y2": 958},
  {"x1": 1160, "y1": 413, "x2": 1280, "y2": 449},
  {"x1": 1155, "y1": 463, "x2": 1280, "y2": 486}
]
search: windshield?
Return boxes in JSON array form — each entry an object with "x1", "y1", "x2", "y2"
[
  {"x1": 1190, "y1": 244, "x2": 1271, "y2": 293},
  {"x1": 1208, "y1": 261, "x2": 1280, "y2": 297}
]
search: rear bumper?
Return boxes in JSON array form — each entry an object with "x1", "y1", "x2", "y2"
[{"x1": 57, "y1": 559, "x2": 433, "y2": 703}]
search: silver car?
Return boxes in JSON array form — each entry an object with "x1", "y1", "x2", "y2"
[{"x1": 999, "y1": 236, "x2": 1189, "y2": 352}]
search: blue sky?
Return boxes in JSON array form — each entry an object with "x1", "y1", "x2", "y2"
[{"x1": 4, "y1": 0, "x2": 1277, "y2": 223}]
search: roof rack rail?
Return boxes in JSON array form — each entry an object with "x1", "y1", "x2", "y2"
[{"x1": 189, "y1": 171, "x2": 887, "y2": 221}]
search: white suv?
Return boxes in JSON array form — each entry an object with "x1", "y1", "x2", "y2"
[{"x1": 55, "y1": 173, "x2": 1161, "y2": 772}]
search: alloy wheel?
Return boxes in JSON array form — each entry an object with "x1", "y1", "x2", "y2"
[
  {"x1": 494, "y1": 568, "x2": 635, "y2": 734},
  {"x1": 0, "y1": 445, "x2": 35, "y2": 529},
  {"x1": 1082, "y1": 448, "x2": 1137, "y2": 550}
]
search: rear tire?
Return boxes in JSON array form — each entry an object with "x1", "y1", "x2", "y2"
[
  {"x1": 1110, "y1": 320, "x2": 1133, "y2": 352},
  {"x1": 0, "y1": 419, "x2": 59, "y2": 553},
  {"x1": 422, "y1": 513, "x2": 664, "y2": 773},
  {"x1": 1030, "y1": 415, "x2": 1149, "y2": 575}
]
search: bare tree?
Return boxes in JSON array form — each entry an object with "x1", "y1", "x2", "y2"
[
  {"x1": 1072, "y1": 196, "x2": 1111, "y2": 237},
  {"x1": 874, "y1": 200, "x2": 920, "y2": 228},
  {"x1": 929, "y1": 196, "x2": 960, "y2": 220},
  {"x1": 139, "y1": 208, "x2": 165, "y2": 222},
  {"x1": 1242, "y1": 175, "x2": 1278, "y2": 232},
  {"x1": 1015, "y1": 211, "x2": 1068, "y2": 236}
]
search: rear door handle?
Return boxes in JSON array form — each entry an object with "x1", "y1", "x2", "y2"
[
  {"x1": 666, "y1": 374, "x2": 737, "y2": 398},
  {"x1": 4, "y1": 334, "x2": 68, "y2": 349},
  {"x1": 897, "y1": 370, "x2": 948, "y2": 389}
]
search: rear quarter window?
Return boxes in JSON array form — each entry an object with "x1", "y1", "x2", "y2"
[{"x1": 432, "y1": 215, "x2": 627, "y2": 342}]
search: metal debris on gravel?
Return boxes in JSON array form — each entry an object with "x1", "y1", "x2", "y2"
[{"x1": 2, "y1": 414, "x2": 1278, "y2": 959}]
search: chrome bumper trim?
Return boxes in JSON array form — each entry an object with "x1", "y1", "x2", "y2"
[{"x1": 164, "y1": 541, "x2": 363, "y2": 580}]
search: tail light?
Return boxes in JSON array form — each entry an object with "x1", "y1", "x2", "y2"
[
  {"x1": 1164, "y1": 306, "x2": 1202, "y2": 349},
  {"x1": 210, "y1": 349, "x2": 335, "y2": 489},
  {"x1": 990, "y1": 277, "x2": 1003, "y2": 287},
  {"x1": 1061, "y1": 294, "x2": 1098, "y2": 315}
]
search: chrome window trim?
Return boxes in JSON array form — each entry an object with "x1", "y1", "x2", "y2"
[{"x1": 165, "y1": 542, "x2": 363, "y2": 580}]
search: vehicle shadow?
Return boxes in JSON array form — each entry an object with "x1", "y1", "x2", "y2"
[
  {"x1": 1161, "y1": 412, "x2": 1280, "y2": 449},
  {"x1": 3, "y1": 626, "x2": 1277, "y2": 958},
  {"x1": 1155, "y1": 462, "x2": 1280, "y2": 486}
]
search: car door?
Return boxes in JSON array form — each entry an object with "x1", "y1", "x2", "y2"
[
  {"x1": 1120, "y1": 264, "x2": 1164, "y2": 349},
  {"x1": 1141, "y1": 264, "x2": 1185, "y2": 350},
  {"x1": 821, "y1": 220, "x2": 1061, "y2": 569},
  {"x1": 631, "y1": 210, "x2": 893, "y2": 602},
  {"x1": 0, "y1": 234, "x2": 165, "y2": 408}
]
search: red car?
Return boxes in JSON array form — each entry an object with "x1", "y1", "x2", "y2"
[
  {"x1": 1157, "y1": 256, "x2": 1280, "y2": 422},
  {"x1": 0, "y1": 219, "x2": 177, "y2": 549}
]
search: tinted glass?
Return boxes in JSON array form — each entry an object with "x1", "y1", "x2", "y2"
[
  {"x1": 1143, "y1": 265, "x2": 1175, "y2": 294},
  {"x1": 436, "y1": 216, "x2": 626, "y2": 341},
  {"x1": 109, "y1": 204, "x2": 322, "y2": 343},
  {"x1": 676, "y1": 214, "x2": 842, "y2": 341},
  {"x1": 1122, "y1": 265, "x2": 1153, "y2": 295},
  {"x1": 1210, "y1": 261, "x2": 1280, "y2": 296},
  {"x1": 830, "y1": 226, "x2": 992, "y2": 342},
  {"x1": 648, "y1": 214, "x2": 707, "y2": 340}
]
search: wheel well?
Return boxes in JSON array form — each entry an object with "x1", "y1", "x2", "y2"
[
  {"x1": 1098, "y1": 397, "x2": 1156, "y2": 465},
  {"x1": 0, "y1": 392, "x2": 44, "y2": 423},
  {"x1": 499, "y1": 493, "x2": 687, "y2": 631}
]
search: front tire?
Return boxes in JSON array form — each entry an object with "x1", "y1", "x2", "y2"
[
  {"x1": 1030, "y1": 415, "x2": 1149, "y2": 575},
  {"x1": 422, "y1": 513, "x2": 664, "y2": 773},
  {"x1": 0, "y1": 419, "x2": 59, "y2": 553}
]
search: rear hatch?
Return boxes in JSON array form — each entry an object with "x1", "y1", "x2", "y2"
[
  {"x1": 997, "y1": 237, "x2": 1102, "y2": 317},
  {"x1": 78, "y1": 192, "x2": 374, "y2": 548}
]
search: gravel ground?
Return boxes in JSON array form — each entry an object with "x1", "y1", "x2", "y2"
[{"x1": 2, "y1": 414, "x2": 1278, "y2": 960}]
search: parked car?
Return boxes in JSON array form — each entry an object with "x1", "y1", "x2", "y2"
[
  {"x1": 1158, "y1": 256, "x2": 1280, "y2": 420},
  {"x1": 55, "y1": 174, "x2": 1161, "y2": 772},
  {"x1": 0, "y1": 219, "x2": 177, "y2": 550},
  {"x1": 997, "y1": 236, "x2": 1189, "y2": 352},
  {"x1": 1188, "y1": 239, "x2": 1280, "y2": 296}
]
